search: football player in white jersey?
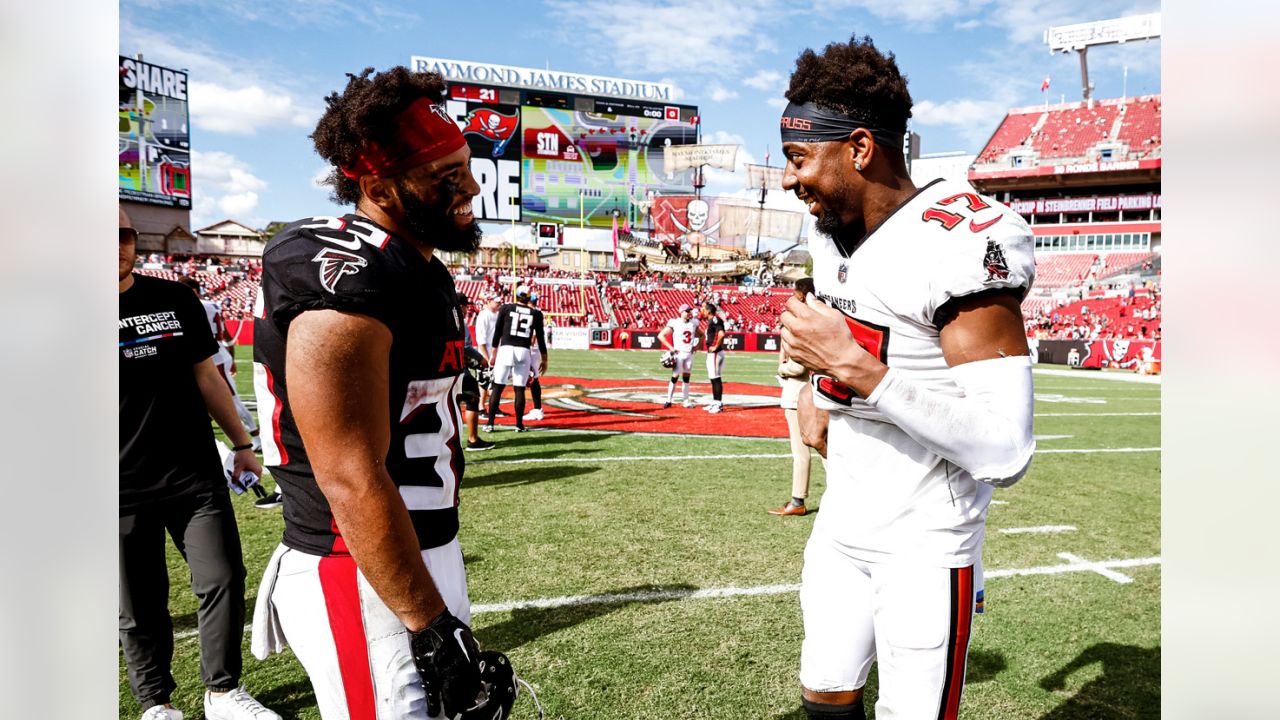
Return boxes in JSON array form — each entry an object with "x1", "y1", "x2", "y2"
[
  {"x1": 657, "y1": 303, "x2": 704, "y2": 409},
  {"x1": 775, "y1": 36, "x2": 1036, "y2": 720}
]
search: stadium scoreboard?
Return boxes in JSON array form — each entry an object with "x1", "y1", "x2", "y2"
[{"x1": 422, "y1": 57, "x2": 699, "y2": 229}]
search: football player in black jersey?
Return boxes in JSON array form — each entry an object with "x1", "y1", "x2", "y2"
[
  {"x1": 484, "y1": 285, "x2": 547, "y2": 433},
  {"x1": 701, "y1": 302, "x2": 727, "y2": 413},
  {"x1": 249, "y1": 67, "x2": 516, "y2": 720}
]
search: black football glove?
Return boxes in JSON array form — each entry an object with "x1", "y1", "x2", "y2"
[{"x1": 410, "y1": 609, "x2": 485, "y2": 719}]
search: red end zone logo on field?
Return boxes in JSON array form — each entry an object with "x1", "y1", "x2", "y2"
[{"x1": 486, "y1": 376, "x2": 788, "y2": 438}]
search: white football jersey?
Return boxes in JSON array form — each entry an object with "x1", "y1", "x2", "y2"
[
  {"x1": 807, "y1": 178, "x2": 1035, "y2": 567},
  {"x1": 201, "y1": 299, "x2": 233, "y2": 366},
  {"x1": 666, "y1": 317, "x2": 700, "y2": 353},
  {"x1": 474, "y1": 308, "x2": 498, "y2": 350}
]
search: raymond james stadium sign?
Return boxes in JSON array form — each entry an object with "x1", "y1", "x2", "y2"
[{"x1": 411, "y1": 56, "x2": 675, "y2": 101}]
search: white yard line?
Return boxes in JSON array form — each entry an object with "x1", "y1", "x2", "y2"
[
  {"x1": 1054, "y1": 552, "x2": 1142, "y2": 584},
  {"x1": 1035, "y1": 447, "x2": 1160, "y2": 454},
  {"x1": 469, "y1": 447, "x2": 1159, "y2": 466},
  {"x1": 1035, "y1": 412, "x2": 1159, "y2": 417},
  {"x1": 177, "y1": 555, "x2": 1160, "y2": 640},
  {"x1": 999, "y1": 525, "x2": 1077, "y2": 534}
]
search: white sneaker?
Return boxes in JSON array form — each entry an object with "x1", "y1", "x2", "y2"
[
  {"x1": 681, "y1": 399, "x2": 695, "y2": 408},
  {"x1": 524, "y1": 408, "x2": 544, "y2": 421},
  {"x1": 204, "y1": 687, "x2": 280, "y2": 720},
  {"x1": 141, "y1": 706, "x2": 183, "y2": 720},
  {"x1": 706, "y1": 403, "x2": 723, "y2": 414},
  {"x1": 483, "y1": 424, "x2": 495, "y2": 433}
]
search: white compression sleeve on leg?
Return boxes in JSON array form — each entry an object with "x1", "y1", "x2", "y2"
[{"x1": 864, "y1": 355, "x2": 1035, "y2": 487}]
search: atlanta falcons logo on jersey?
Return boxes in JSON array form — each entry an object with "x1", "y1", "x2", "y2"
[{"x1": 312, "y1": 247, "x2": 367, "y2": 293}]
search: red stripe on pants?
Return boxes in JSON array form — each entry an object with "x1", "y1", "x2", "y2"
[
  {"x1": 940, "y1": 566, "x2": 974, "y2": 720},
  {"x1": 318, "y1": 555, "x2": 376, "y2": 720}
]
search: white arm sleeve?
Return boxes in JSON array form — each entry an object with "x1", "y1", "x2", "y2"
[{"x1": 864, "y1": 355, "x2": 1035, "y2": 487}]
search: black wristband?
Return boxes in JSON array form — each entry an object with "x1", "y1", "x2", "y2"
[{"x1": 232, "y1": 443, "x2": 253, "y2": 452}]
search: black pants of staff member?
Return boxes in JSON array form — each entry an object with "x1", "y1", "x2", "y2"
[{"x1": 119, "y1": 489, "x2": 247, "y2": 710}]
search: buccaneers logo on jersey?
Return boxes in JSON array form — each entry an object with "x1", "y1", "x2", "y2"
[
  {"x1": 983, "y1": 239, "x2": 1011, "y2": 282},
  {"x1": 312, "y1": 248, "x2": 367, "y2": 293}
]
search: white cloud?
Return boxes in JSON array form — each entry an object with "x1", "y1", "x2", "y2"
[
  {"x1": 545, "y1": 0, "x2": 782, "y2": 76},
  {"x1": 121, "y1": 20, "x2": 321, "y2": 136},
  {"x1": 766, "y1": 97, "x2": 789, "y2": 110},
  {"x1": 913, "y1": 98, "x2": 1009, "y2": 127},
  {"x1": 191, "y1": 150, "x2": 268, "y2": 227},
  {"x1": 189, "y1": 81, "x2": 317, "y2": 135},
  {"x1": 743, "y1": 69, "x2": 784, "y2": 91},
  {"x1": 708, "y1": 85, "x2": 739, "y2": 102}
]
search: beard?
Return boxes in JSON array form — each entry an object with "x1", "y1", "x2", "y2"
[
  {"x1": 396, "y1": 178, "x2": 483, "y2": 253},
  {"x1": 814, "y1": 208, "x2": 865, "y2": 257}
]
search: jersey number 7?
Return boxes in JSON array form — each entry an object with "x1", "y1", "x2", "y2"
[{"x1": 814, "y1": 316, "x2": 890, "y2": 406}]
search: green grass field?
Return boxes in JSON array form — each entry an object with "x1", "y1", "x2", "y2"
[{"x1": 120, "y1": 348, "x2": 1160, "y2": 719}]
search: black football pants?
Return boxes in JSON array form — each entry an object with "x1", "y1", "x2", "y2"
[{"x1": 119, "y1": 490, "x2": 247, "y2": 709}]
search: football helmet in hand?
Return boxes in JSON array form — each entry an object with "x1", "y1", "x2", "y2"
[
  {"x1": 660, "y1": 350, "x2": 677, "y2": 369},
  {"x1": 410, "y1": 609, "x2": 484, "y2": 719}
]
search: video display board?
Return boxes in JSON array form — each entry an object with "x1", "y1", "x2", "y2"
[
  {"x1": 119, "y1": 56, "x2": 191, "y2": 208},
  {"x1": 441, "y1": 79, "x2": 698, "y2": 229},
  {"x1": 446, "y1": 84, "x2": 523, "y2": 222},
  {"x1": 520, "y1": 104, "x2": 697, "y2": 228}
]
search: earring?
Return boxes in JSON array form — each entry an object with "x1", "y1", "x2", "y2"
[{"x1": 854, "y1": 161, "x2": 863, "y2": 171}]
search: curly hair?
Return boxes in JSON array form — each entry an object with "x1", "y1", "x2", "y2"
[
  {"x1": 311, "y1": 66, "x2": 448, "y2": 206},
  {"x1": 784, "y1": 34, "x2": 912, "y2": 135}
]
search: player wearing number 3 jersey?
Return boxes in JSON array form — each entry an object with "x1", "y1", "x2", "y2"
[
  {"x1": 776, "y1": 37, "x2": 1036, "y2": 720},
  {"x1": 249, "y1": 67, "x2": 506, "y2": 720}
]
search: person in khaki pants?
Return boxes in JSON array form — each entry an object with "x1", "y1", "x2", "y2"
[{"x1": 770, "y1": 347, "x2": 823, "y2": 516}]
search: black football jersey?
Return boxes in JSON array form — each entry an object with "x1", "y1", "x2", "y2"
[
  {"x1": 492, "y1": 303, "x2": 546, "y2": 351},
  {"x1": 253, "y1": 214, "x2": 469, "y2": 555},
  {"x1": 705, "y1": 316, "x2": 725, "y2": 351}
]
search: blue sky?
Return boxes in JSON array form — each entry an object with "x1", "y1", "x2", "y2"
[{"x1": 120, "y1": 0, "x2": 1161, "y2": 232}]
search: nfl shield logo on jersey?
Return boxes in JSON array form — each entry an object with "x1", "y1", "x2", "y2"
[{"x1": 837, "y1": 262, "x2": 848, "y2": 284}]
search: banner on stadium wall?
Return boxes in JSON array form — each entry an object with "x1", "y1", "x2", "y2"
[
  {"x1": 1007, "y1": 193, "x2": 1161, "y2": 215},
  {"x1": 651, "y1": 195, "x2": 724, "y2": 245},
  {"x1": 664, "y1": 144, "x2": 739, "y2": 171},
  {"x1": 627, "y1": 330, "x2": 662, "y2": 350},
  {"x1": 969, "y1": 158, "x2": 1161, "y2": 180},
  {"x1": 754, "y1": 333, "x2": 781, "y2": 352},
  {"x1": 1036, "y1": 339, "x2": 1160, "y2": 369},
  {"x1": 445, "y1": 95, "x2": 522, "y2": 222},
  {"x1": 119, "y1": 56, "x2": 191, "y2": 208},
  {"x1": 550, "y1": 326, "x2": 590, "y2": 350},
  {"x1": 603, "y1": 329, "x2": 786, "y2": 353}
]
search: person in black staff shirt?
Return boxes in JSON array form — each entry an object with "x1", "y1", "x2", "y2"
[
  {"x1": 118, "y1": 205, "x2": 280, "y2": 720},
  {"x1": 484, "y1": 285, "x2": 547, "y2": 433},
  {"x1": 248, "y1": 67, "x2": 518, "y2": 720},
  {"x1": 701, "y1": 302, "x2": 727, "y2": 413}
]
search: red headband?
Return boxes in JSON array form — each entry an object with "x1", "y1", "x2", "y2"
[{"x1": 341, "y1": 98, "x2": 467, "y2": 179}]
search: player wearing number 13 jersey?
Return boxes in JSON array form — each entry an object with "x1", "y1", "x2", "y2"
[
  {"x1": 776, "y1": 38, "x2": 1036, "y2": 720},
  {"x1": 248, "y1": 68, "x2": 512, "y2": 720}
]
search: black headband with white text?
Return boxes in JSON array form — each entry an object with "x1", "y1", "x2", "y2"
[{"x1": 779, "y1": 101, "x2": 904, "y2": 149}]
